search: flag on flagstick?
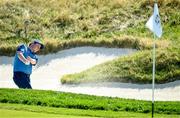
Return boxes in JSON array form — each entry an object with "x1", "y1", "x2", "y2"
[
  {"x1": 145, "y1": 2, "x2": 163, "y2": 118},
  {"x1": 146, "y1": 3, "x2": 162, "y2": 38}
]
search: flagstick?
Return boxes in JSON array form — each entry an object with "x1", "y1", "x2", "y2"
[
  {"x1": 152, "y1": 33, "x2": 156, "y2": 118},
  {"x1": 152, "y1": 0, "x2": 157, "y2": 117}
]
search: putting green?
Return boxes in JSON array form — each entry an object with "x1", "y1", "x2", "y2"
[{"x1": 0, "y1": 109, "x2": 98, "y2": 118}]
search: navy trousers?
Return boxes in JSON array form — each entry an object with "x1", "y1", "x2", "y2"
[{"x1": 13, "y1": 72, "x2": 32, "y2": 89}]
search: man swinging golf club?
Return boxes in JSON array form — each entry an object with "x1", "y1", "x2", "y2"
[{"x1": 13, "y1": 39, "x2": 44, "y2": 89}]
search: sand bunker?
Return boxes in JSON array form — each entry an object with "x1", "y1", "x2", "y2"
[{"x1": 0, "y1": 47, "x2": 179, "y2": 101}]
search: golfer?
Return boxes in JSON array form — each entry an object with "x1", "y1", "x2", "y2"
[{"x1": 13, "y1": 40, "x2": 44, "y2": 89}]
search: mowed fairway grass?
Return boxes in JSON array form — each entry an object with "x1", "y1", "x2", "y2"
[{"x1": 0, "y1": 103, "x2": 179, "y2": 118}]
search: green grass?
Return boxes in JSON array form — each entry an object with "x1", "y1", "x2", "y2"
[
  {"x1": 0, "y1": 88, "x2": 179, "y2": 115},
  {"x1": 0, "y1": 109, "x2": 95, "y2": 118},
  {"x1": 1, "y1": 103, "x2": 180, "y2": 118}
]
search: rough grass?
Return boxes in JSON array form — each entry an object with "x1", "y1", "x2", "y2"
[
  {"x1": 0, "y1": 0, "x2": 179, "y2": 55},
  {"x1": 0, "y1": 36, "x2": 169, "y2": 56},
  {"x1": 0, "y1": 88, "x2": 180, "y2": 115}
]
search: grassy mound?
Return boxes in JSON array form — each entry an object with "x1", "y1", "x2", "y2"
[
  {"x1": 0, "y1": 0, "x2": 179, "y2": 55},
  {"x1": 0, "y1": 88, "x2": 180, "y2": 115},
  {"x1": 61, "y1": 48, "x2": 180, "y2": 84}
]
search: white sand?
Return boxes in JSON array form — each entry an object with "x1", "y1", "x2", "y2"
[{"x1": 0, "y1": 46, "x2": 179, "y2": 101}]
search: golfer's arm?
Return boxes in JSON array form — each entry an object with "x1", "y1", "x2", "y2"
[{"x1": 17, "y1": 52, "x2": 28, "y2": 64}]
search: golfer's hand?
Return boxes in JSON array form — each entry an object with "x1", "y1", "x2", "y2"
[
  {"x1": 27, "y1": 56, "x2": 36, "y2": 65},
  {"x1": 24, "y1": 60, "x2": 30, "y2": 65}
]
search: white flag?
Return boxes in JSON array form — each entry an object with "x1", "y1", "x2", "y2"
[{"x1": 146, "y1": 3, "x2": 162, "y2": 38}]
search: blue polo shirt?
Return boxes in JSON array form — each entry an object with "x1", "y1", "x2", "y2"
[{"x1": 13, "y1": 44, "x2": 38, "y2": 74}]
